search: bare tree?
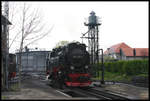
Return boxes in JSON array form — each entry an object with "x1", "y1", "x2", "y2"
[
  {"x1": 3, "y1": 2, "x2": 53, "y2": 89},
  {"x1": 7, "y1": 2, "x2": 53, "y2": 50}
]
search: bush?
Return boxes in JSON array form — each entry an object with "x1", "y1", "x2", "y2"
[
  {"x1": 117, "y1": 61, "x2": 125, "y2": 74},
  {"x1": 97, "y1": 59, "x2": 148, "y2": 76}
]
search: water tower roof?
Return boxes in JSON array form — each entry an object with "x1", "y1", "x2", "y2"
[{"x1": 90, "y1": 11, "x2": 95, "y2": 15}]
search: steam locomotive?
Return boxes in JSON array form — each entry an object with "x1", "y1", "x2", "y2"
[{"x1": 46, "y1": 42, "x2": 92, "y2": 88}]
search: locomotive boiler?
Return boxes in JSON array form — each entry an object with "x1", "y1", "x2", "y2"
[{"x1": 46, "y1": 42, "x2": 92, "y2": 88}]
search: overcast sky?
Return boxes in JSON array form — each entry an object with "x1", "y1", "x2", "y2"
[{"x1": 6, "y1": 1, "x2": 148, "y2": 53}]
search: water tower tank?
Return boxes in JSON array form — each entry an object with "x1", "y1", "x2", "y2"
[{"x1": 88, "y1": 11, "x2": 97, "y2": 25}]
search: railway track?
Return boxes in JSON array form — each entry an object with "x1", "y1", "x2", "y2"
[
  {"x1": 80, "y1": 87, "x2": 131, "y2": 100},
  {"x1": 15, "y1": 73, "x2": 131, "y2": 100},
  {"x1": 61, "y1": 87, "x2": 131, "y2": 100},
  {"x1": 11, "y1": 74, "x2": 132, "y2": 100}
]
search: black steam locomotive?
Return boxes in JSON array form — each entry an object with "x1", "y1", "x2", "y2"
[{"x1": 46, "y1": 42, "x2": 92, "y2": 88}]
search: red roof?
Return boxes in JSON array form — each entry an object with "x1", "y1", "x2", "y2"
[
  {"x1": 134, "y1": 48, "x2": 149, "y2": 56},
  {"x1": 122, "y1": 48, "x2": 133, "y2": 56},
  {"x1": 104, "y1": 42, "x2": 149, "y2": 57},
  {"x1": 104, "y1": 42, "x2": 131, "y2": 54}
]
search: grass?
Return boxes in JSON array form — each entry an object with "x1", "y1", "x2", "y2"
[
  {"x1": 136, "y1": 73, "x2": 148, "y2": 77},
  {"x1": 92, "y1": 71, "x2": 148, "y2": 82},
  {"x1": 2, "y1": 96, "x2": 7, "y2": 99},
  {"x1": 9, "y1": 83, "x2": 20, "y2": 91}
]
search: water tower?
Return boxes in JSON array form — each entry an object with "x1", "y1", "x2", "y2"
[{"x1": 81, "y1": 11, "x2": 101, "y2": 64}]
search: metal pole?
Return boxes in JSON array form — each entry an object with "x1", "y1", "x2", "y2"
[
  {"x1": 100, "y1": 49, "x2": 105, "y2": 84},
  {"x1": 27, "y1": 52, "x2": 28, "y2": 73},
  {"x1": 101, "y1": 49, "x2": 105, "y2": 84},
  {"x1": 96, "y1": 26, "x2": 99, "y2": 64}
]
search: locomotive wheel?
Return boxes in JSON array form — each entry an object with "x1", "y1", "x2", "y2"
[
  {"x1": 50, "y1": 79, "x2": 55, "y2": 87},
  {"x1": 50, "y1": 78, "x2": 63, "y2": 89},
  {"x1": 56, "y1": 79, "x2": 63, "y2": 89}
]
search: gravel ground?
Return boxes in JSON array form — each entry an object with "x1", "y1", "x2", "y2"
[
  {"x1": 2, "y1": 75, "x2": 149, "y2": 100},
  {"x1": 105, "y1": 84, "x2": 149, "y2": 100},
  {"x1": 1, "y1": 77, "x2": 70, "y2": 100},
  {"x1": 92, "y1": 81, "x2": 149, "y2": 100}
]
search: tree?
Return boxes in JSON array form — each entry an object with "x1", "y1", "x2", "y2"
[
  {"x1": 104, "y1": 55, "x2": 117, "y2": 62},
  {"x1": 55, "y1": 40, "x2": 69, "y2": 48},
  {"x1": 2, "y1": 2, "x2": 54, "y2": 90},
  {"x1": 2, "y1": 2, "x2": 53, "y2": 51}
]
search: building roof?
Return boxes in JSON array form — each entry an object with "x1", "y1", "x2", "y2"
[
  {"x1": 1, "y1": 15, "x2": 12, "y2": 25},
  {"x1": 104, "y1": 42, "x2": 149, "y2": 57},
  {"x1": 16, "y1": 50, "x2": 51, "y2": 55},
  {"x1": 134, "y1": 48, "x2": 149, "y2": 56},
  {"x1": 104, "y1": 42, "x2": 131, "y2": 54}
]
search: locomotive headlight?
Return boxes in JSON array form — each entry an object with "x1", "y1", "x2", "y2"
[
  {"x1": 70, "y1": 66, "x2": 74, "y2": 70},
  {"x1": 58, "y1": 71, "x2": 61, "y2": 74},
  {"x1": 85, "y1": 65, "x2": 88, "y2": 69}
]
